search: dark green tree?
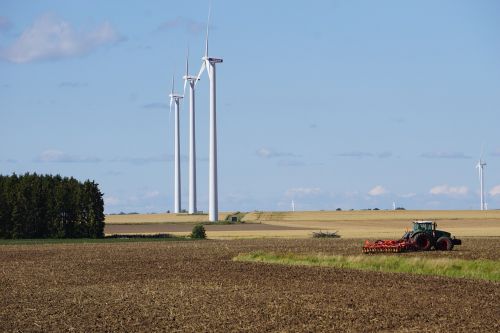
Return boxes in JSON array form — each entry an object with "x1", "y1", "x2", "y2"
[{"x1": 0, "y1": 173, "x2": 105, "y2": 239}]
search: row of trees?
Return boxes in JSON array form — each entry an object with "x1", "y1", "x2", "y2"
[{"x1": 0, "y1": 173, "x2": 105, "y2": 238}]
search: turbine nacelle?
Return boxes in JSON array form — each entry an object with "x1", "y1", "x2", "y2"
[
  {"x1": 203, "y1": 56, "x2": 223, "y2": 64},
  {"x1": 183, "y1": 75, "x2": 199, "y2": 82},
  {"x1": 169, "y1": 93, "x2": 183, "y2": 100},
  {"x1": 196, "y1": 57, "x2": 223, "y2": 85}
]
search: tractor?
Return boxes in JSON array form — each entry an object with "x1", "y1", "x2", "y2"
[
  {"x1": 401, "y1": 220, "x2": 461, "y2": 251},
  {"x1": 363, "y1": 220, "x2": 462, "y2": 253}
]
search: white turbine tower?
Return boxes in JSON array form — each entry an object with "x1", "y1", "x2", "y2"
[
  {"x1": 183, "y1": 50, "x2": 199, "y2": 215},
  {"x1": 476, "y1": 158, "x2": 486, "y2": 211},
  {"x1": 197, "y1": 5, "x2": 222, "y2": 222},
  {"x1": 169, "y1": 76, "x2": 183, "y2": 214}
]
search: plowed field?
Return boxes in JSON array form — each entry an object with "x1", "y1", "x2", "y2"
[{"x1": 1, "y1": 238, "x2": 499, "y2": 332}]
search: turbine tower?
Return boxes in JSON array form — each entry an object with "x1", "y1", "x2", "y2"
[
  {"x1": 476, "y1": 158, "x2": 486, "y2": 211},
  {"x1": 169, "y1": 76, "x2": 183, "y2": 213},
  {"x1": 183, "y1": 50, "x2": 199, "y2": 214},
  {"x1": 197, "y1": 5, "x2": 222, "y2": 222}
]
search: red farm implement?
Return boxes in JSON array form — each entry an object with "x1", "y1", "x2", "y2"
[
  {"x1": 362, "y1": 220, "x2": 461, "y2": 254},
  {"x1": 362, "y1": 239, "x2": 416, "y2": 253}
]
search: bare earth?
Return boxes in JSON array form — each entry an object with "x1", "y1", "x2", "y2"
[
  {"x1": 1, "y1": 238, "x2": 498, "y2": 332},
  {"x1": 106, "y1": 223, "x2": 312, "y2": 234}
]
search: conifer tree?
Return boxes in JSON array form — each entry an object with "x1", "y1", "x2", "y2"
[{"x1": 0, "y1": 173, "x2": 105, "y2": 239}]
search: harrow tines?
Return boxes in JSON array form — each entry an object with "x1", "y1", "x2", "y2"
[{"x1": 362, "y1": 238, "x2": 413, "y2": 254}]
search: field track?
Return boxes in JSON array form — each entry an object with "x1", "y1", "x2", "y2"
[{"x1": 1, "y1": 238, "x2": 499, "y2": 332}]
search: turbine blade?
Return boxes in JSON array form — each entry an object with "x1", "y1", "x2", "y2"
[
  {"x1": 170, "y1": 74, "x2": 174, "y2": 114},
  {"x1": 205, "y1": 2, "x2": 211, "y2": 57},
  {"x1": 195, "y1": 61, "x2": 206, "y2": 86},
  {"x1": 186, "y1": 47, "x2": 190, "y2": 76},
  {"x1": 205, "y1": 59, "x2": 212, "y2": 80},
  {"x1": 169, "y1": 96, "x2": 173, "y2": 127},
  {"x1": 183, "y1": 48, "x2": 189, "y2": 97}
]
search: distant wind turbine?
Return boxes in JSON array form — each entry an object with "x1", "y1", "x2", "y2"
[
  {"x1": 183, "y1": 49, "x2": 199, "y2": 215},
  {"x1": 196, "y1": 4, "x2": 223, "y2": 222},
  {"x1": 169, "y1": 76, "x2": 183, "y2": 213},
  {"x1": 476, "y1": 158, "x2": 487, "y2": 211}
]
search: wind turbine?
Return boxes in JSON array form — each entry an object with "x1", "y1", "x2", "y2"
[
  {"x1": 196, "y1": 5, "x2": 223, "y2": 222},
  {"x1": 183, "y1": 50, "x2": 199, "y2": 215},
  {"x1": 169, "y1": 76, "x2": 183, "y2": 214},
  {"x1": 476, "y1": 157, "x2": 487, "y2": 211}
]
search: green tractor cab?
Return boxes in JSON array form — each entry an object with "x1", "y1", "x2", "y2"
[{"x1": 401, "y1": 220, "x2": 461, "y2": 251}]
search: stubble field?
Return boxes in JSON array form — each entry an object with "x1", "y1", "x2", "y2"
[
  {"x1": 105, "y1": 210, "x2": 500, "y2": 238},
  {"x1": 1, "y1": 238, "x2": 499, "y2": 332}
]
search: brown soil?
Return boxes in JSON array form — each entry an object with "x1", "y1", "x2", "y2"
[
  {"x1": 105, "y1": 223, "x2": 312, "y2": 234},
  {"x1": 1, "y1": 238, "x2": 498, "y2": 332}
]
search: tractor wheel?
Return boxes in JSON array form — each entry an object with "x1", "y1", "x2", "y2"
[
  {"x1": 436, "y1": 237, "x2": 453, "y2": 251},
  {"x1": 413, "y1": 233, "x2": 433, "y2": 251}
]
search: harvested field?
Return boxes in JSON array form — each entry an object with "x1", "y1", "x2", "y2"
[
  {"x1": 105, "y1": 210, "x2": 500, "y2": 225},
  {"x1": 105, "y1": 210, "x2": 500, "y2": 238},
  {"x1": 1, "y1": 238, "x2": 499, "y2": 332},
  {"x1": 243, "y1": 209, "x2": 500, "y2": 222},
  {"x1": 105, "y1": 212, "x2": 234, "y2": 224},
  {"x1": 104, "y1": 219, "x2": 500, "y2": 239}
]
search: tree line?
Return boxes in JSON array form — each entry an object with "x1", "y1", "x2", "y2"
[{"x1": 0, "y1": 173, "x2": 105, "y2": 239}]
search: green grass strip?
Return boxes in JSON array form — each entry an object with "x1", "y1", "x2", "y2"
[{"x1": 234, "y1": 251, "x2": 500, "y2": 282}]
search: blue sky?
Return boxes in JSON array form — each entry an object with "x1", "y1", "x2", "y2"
[{"x1": 1, "y1": 0, "x2": 500, "y2": 213}]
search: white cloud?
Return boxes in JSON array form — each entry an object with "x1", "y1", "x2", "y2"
[
  {"x1": 36, "y1": 149, "x2": 100, "y2": 163},
  {"x1": 1, "y1": 13, "x2": 121, "y2": 63},
  {"x1": 285, "y1": 187, "x2": 322, "y2": 198},
  {"x1": 429, "y1": 185, "x2": 468, "y2": 196},
  {"x1": 368, "y1": 185, "x2": 387, "y2": 196},
  {"x1": 489, "y1": 185, "x2": 500, "y2": 197},
  {"x1": 256, "y1": 147, "x2": 272, "y2": 158},
  {"x1": 104, "y1": 196, "x2": 120, "y2": 206}
]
